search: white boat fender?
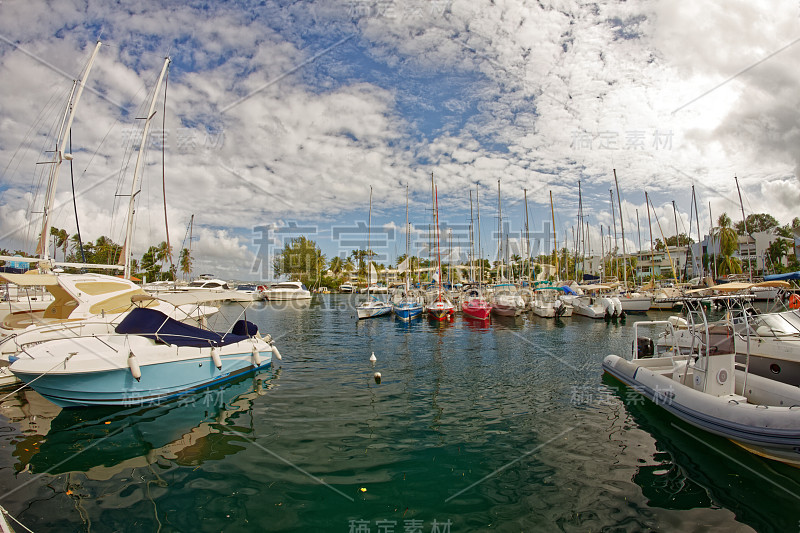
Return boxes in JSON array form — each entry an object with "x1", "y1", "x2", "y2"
[
  {"x1": 211, "y1": 346, "x2": 222, "y2": 370},
  {"x1": 251, "y1": 346, "x2": 261, "y2": 366},
  {"x1": 271, "y1": 344, "x2": 282, "y2": 361},
  {"x1": 128, "y1": 352, "x2": 142, "y2": 382}
]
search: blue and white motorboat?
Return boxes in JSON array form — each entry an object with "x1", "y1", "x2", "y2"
[{"x1": 8, "y1": 307, "x2": 280, "y2": 408}]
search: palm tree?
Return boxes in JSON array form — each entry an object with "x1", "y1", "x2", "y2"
[
  {"x1": 715, "y1": 213, "x2": 741, "y2": 276},
  {"x1": 179, "y1": 248, "x2": 192, "y2": 280},
  {"x1": 49, "y1": 227, "x2": 68, "y2": 261},
  {"x1": 767, "y1": 239, "x2": 790, "y2": 272},
  {"x1": 328, "y1": 256, "x2": 344, "y2": 278},
  {"x1": 156, "y1": 241, "x2": 172, "y2": 279}
]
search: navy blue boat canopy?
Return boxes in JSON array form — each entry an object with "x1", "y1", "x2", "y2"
[
  {"x1": 764, "y1": 271, "x2": 800, "y2": 281},
  {"x1": 116, "y1": 307, "x2": 258, "y2": 347}
]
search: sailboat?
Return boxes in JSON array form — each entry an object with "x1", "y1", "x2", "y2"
[
  {"x1": 357, "y1": 187, "x2": 392, "y2": 320},
  {"x1": 489, "y1": 180, "x2": 525, "y2": 317},
  {"x1": 393, "y1": 186, "x2": 423, "y2": 321},
  {"x1": 425, "y1": 175, "x2": 455, "y2": 321},
  {"x1": 3, "y1": 52, "x2": 280, "y2": 404},
  {"x1": 461, "y1": 188, "x2": 492, "y2": 320},
  {"x1": 0, "y1": 49, "x2": 213, "y2": 382}
]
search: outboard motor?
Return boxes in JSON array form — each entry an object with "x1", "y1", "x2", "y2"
[
  {"x1": 600, "y1": 297, "x2": 616, "y2": 319},
  {"x1": 612, "y1": 297, "x2": 625, "y2": 319},
  {"x1": 635, "y1": 336, "x2": 655, "y2": 358}
]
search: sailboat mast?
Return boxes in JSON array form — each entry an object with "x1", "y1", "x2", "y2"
[
  {"x1": 405, "y1": 185, "x2": 410, "y2": 292},
  {"x1": 188, "y1": 214, "x2": 194, "y2": 280},
  {"x1": 550, "y1": 190, "x2": 558, "y2": 280},
  {"x1": 477, "y1": 187, "x2": 483, "y2": 284},
  {"x1": 636, "y1": 209, "x2": 642, "y2": 284},
  {"x1": 469, "y1": 190, "x2": 475, "y2": 283},
  {"x1": 692, "y1": 185, "x2": 703, "y2": 279},
  {"x1": 38, "y1": 41, "x2": 102, "y2": 263},
  {"x1": 497, "y1": 179, "x2": 502, "y2": 282},
  {"x1": 734, "y1": 175, "x2": 751, "y2": 281},
  {"x1": 577, "y1": 181, "x2": 582, "y2": 282},
  {"x1": 524, "y1": 188, "x2": 530, "y2": 281},
  {"x1": 709, "y1": 202, "x2": 718, "y2": 280},
  {"x1": 613, "y1": 169, "x2": 628, "y2": 287},
  {"x1": 645, "y1": 192, "x2": 655, "y2": 283},
  {"x1": 123, "y1": 56, "x2": 171, "y2": 280},
  {"x1": 367, "y1": 186, "x2": 372, "y2": 295},
  {"x1": 585, "y1": 219, "x2": 591, "y2": 278},
  {"x1": 600, "y1": 226, "x2": 605, "y2": 283},
  {"x1": 435, "y1": 185, "x2": 443, "y2": 297},
  {"x1": 671, "y1": 200, "x2": 680, "y2": 282},
  {"x1": 609, "y1": 189, "x2": 619, "y2": 281}
]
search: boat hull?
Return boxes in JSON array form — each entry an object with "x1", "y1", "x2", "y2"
[
  {"x1": 532, "y1": 304, "x2": 573, "y2": 318},
  {"x1": 357, "y1": 304, "x2": 392, "y2": 319},
  {"x1": 602, "y1": 354, "x2": 800, "y2": 466},
  {"x1": 264, "y1": 292, "x2": 312, "y2": 301},
  {"x1": 619, "y1": 295, "x2": 652, "y2": 313},
  {"x1": 393, "y1": 303, "x2": 423, "y2": 321},
  {"x1": 490, "y1": 304, "x2": 521, "y2": 317},
  {"x1": 11, "y1": 338, "x2": 273, "y2": 408},
  {"x1": 426, "y1": 303, "x2": 454, "y2": 321},
  {"x1": 462, "y1": 300, "x2": 491, "y2": 321}
]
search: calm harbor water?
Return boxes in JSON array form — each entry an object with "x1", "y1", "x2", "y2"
[{"x1": 0, "y1": 295, "x2": 799, "y2": 532}]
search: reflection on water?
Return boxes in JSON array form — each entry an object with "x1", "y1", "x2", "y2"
[
  {"x1": 3, "y1": 370, "x2": 279, "y2": 480},
  {"x1": 603, "y1": 373, "x2": 800, "y2": 532},
  {"x1": 0, "y1": 298, "x2": 796, "y2": 531}
]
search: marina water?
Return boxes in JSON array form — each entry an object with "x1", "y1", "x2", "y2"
[{"x1": 0, "y1": 295, "x2": 798, "y2": 532}]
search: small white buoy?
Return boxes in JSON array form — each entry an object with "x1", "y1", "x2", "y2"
[
  {"x1": 370, "y1": 352, "x2": 376, "y2": 365},
  {"x1": 211, "y1": 346, "x2": 222, "y2": 370},
  {"x1": 128, "y1": 352, "x2": 141, "y2": 382},
  {"x1": 374, "y1": 372, "x2": 381, "y2": 384},
  {"x1": 271, "y1": 344, "x2": 282, "y2": 361},
  {"x1": 252, "y1": 346, "x2": 261, "y2": 366}
]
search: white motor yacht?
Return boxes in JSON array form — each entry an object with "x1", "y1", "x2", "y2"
[{"x1": 263, "y1": 281, "x2": 312, "y2": 301}]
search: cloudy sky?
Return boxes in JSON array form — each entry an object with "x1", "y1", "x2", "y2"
[{"x1": 1, "y1": 0, "x2": 798, "y2": 280}]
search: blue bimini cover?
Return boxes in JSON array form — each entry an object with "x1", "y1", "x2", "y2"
[
  {"x1": 764, "y1": 271, "x2": 800, "y2": 281},
  {"x1": 116, "y1": 307, "x2": 257, "y2": 348}
]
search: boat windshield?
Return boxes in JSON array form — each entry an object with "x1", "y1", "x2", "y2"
[
  {"x1": 273, "y1": 283, "x2": 304, "y2": 289},
  {"x1": 751, "y1": 313, "x2": 799, "y2": 336}
]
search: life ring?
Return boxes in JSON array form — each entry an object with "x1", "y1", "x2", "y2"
[{"x1": 789, "y1": 293, "x2": 800, "y2": 310}]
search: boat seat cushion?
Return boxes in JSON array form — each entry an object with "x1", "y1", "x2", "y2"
[{"x1": 116, "y1": 307, "x2": 250, "y2": 347}]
